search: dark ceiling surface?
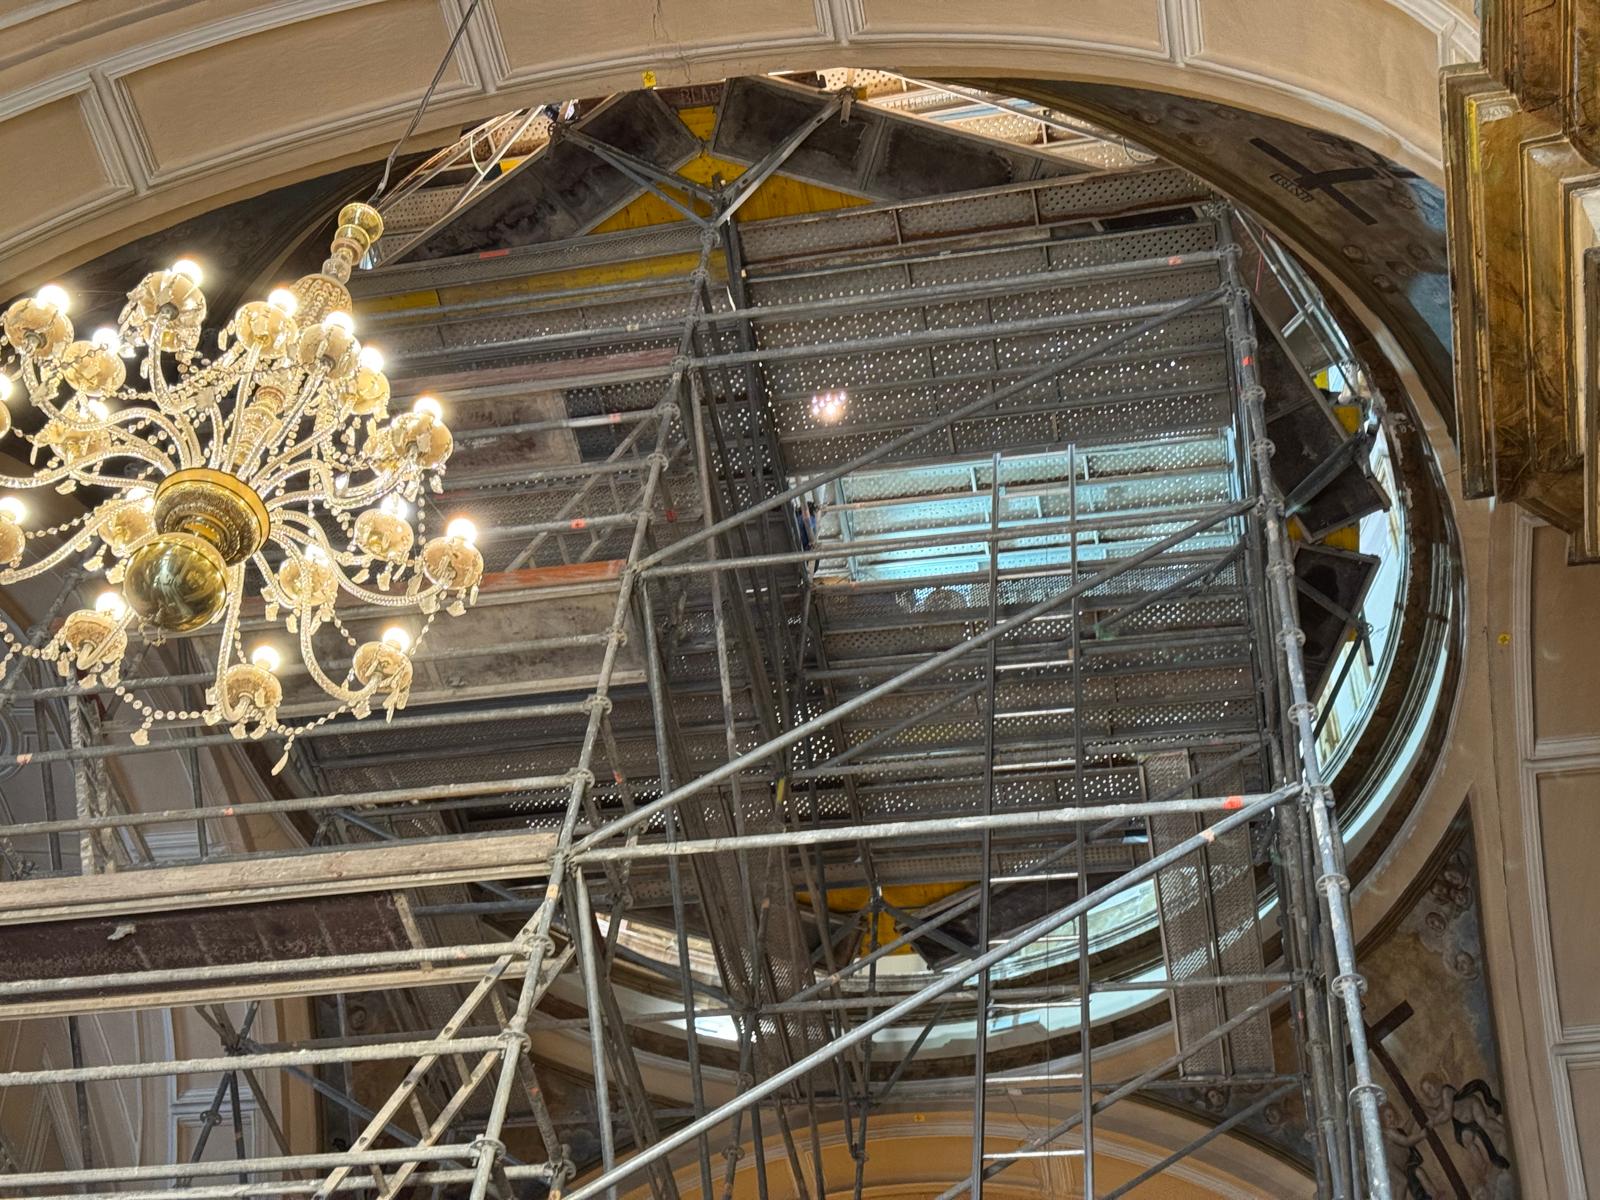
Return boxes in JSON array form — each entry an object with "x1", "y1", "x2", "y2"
[{"x1": 993, "y1": 80, "x2": 1454, "y2": 426}]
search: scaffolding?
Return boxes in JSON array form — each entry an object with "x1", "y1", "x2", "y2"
[{"x1": 0, "y1": 156, "x2": 1393, "y2": 1199}]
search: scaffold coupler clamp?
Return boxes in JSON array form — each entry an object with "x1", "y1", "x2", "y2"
[{"x1": 1348, "y1": 1079, "x2": 1387, "y2": 1105}]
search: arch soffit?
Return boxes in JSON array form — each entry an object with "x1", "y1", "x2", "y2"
[{"x1": 0, "y1": 0, "x2": 1473, "y2": 291}]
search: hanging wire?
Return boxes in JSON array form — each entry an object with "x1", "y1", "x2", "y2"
[{"x1": 367, "y1": 0, "x2": 485, "y2": 205}]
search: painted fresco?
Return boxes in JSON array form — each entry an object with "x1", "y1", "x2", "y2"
[
  {"x1": 1167, "y1": 809, "x2": 1515, "y2": 1198},
  {"x1": 1360, "y1": 811, "x2": 1515, "y2": 1199}
]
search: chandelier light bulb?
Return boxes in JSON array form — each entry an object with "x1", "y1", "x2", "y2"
[
  {"x1": 91, "y1": 326, "x2": 121, "y2": 351},
  {"x1": 250, "y1": 644, "x2": 282, "y2": 673},
  {"x1": 321, "y1": 311, "x2": 355, "y2": 335},
  {"x1": 86, "y1": 399, "x2": 111, "y2": 421},
  {"x1": 266, "y1": 287, "x2": 299, "y2": 316},
  {"x1": 381, "y1": 626, "x2": 412, "y2": 653},
  {"x1": 170, "y1": 258, "x2": 203, "y2": 285},
  {"x1": 357, "y1": 345, "x2": 385, "y2": 372},
  {"x1": 304, "y1": 542, "x2": 330, "y2": 563},
  {"x1": 446, "y1": 517, "x2": 478, "y2": 545},
  {"x1": 35, "y1": 284, "x2": 70, "y2": 313},
  {"x1": 379, "y1": 493, "x2": 410, "y2": 519},
  {"x1": 810, "y1": 388, "x2": 847, "y2": 424},
  {"x1": 333, "y1": 473, "x2": 351, "y2": 495},
  {"x1": 0, "y1": 497, "x2": 25, "y2": 523},
  {"x1": 125, "y1": 486, "x2": 152, "y2": 506},
  {"x1": 412, "y1": 396, "x2": 443, "y2": 420},
  {"x1": 94, "y1": 591, "x2": 127, "y2": 619},
  {"x1": 0, "y1": 374, "x2": 14, "y2": 403}
]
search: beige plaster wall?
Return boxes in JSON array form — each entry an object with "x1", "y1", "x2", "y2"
[{"x1": 0, "y1": 0, "x2": 1476, "y2": 293}]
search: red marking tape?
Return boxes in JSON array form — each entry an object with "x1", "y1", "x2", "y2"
[
  {"x1": 478, "y1": 248, "x2": 510, "y2": 259},
  {"x1": 569, "y1": 518, "x2": 587, "y2": 530},
  {"x1": 664, "y1": 509, "x2": 678, "y2": 522},
  {"x1": 609, "y1": 412, "x2": 622, "y2": 423},
  {"x1": 1223, "y1": 795, "x2": 1245, "y2": 810},
  {"x1": 1241, "y1": 355, "x2": 1254, "y2": 367},
  {"x1": 1167, "y1": 255, "x2": 1183, "y2": 266}
]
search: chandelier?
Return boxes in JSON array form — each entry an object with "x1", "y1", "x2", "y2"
[{"x1": 0, "y1": 203, "x2": 487, "y2": 763}]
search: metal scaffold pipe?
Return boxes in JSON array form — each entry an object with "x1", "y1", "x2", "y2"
[
  {"x1": 560, "y1": 787, "x2": 1291, "y2": 1200},
  {"x1": 1215, "y1": 210, "x2": 1392, "y2": 1200}
]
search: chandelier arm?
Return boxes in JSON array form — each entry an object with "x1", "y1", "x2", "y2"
[
  {"x1": 105, "y1": 405, "x2": 188, "y2": 465},
  {"x1": 332, "y1": 565, "x2": 443, "y2": 609},
  {"x1": 253, "y1": 417, "x2": 346, "y2": 493},
  {"x1": 320, "y1": 464, "x2": 403, "y2": 509},
  {"x1": 214, "y1": 344, "x2": 267, "y2": 470},
  {"x1": 142, "y1": 320, "x2": 187, "y2": 418},
  {"x1": 0, "y1": 508, "x2": 118, "y2": 583},
  {"x1": 189, "y1": 402, "x2": 222, "y2": 468},
  {"x1": 18, "y1": 376, "x2": 64, "y2": 419},
  {"x1": 0, "y1": 470, "x2": 154, "y2": 509},
  {"x1": 296, "y1": 614, "x2": 373, "y2": 706},
  {"x1": 90, "y1": 428, "x2": 180, "y2": 478},
  {"x1": 0, "y1": 461, "x2": 83, "y2": 488},
  {"x1": 204, "y1": 568, "x2": 248, "y2": 710},
  {"x1": 271, "y1": 517, "x2": 363, "y2": 571},
  {"x1": 273, "y1": 478, "x2": 393, "y2": 511},
  {"x1": 14, "y1": 357, "x2": 46, "y2": 400},
  {"x1": 267, "y1": 525, "x2": 435, "y2": 608}
]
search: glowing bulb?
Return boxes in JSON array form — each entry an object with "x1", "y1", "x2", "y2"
[
  {"x1": 321, "y1": 311, "x2": 355, "y2": 335},
  {"x1": 0, "y1": 497, "x2": 25, "y2": 523},
  {"x1": 304, "y1": 542, "x2": 329, "y2": 564},
  {"x1": 810, "y1": 389, "x2": 847, "y2": 424},
  {"x1": 333, "y1": 473, "x2": 351, "y2": 495},
  {"x1": 266, "y1": 288, "x2": 299, "y2": 316},
  {"x1": 380, "y1": 626, "x2": 412, "y2": 653},
  {"x1": 125, "y1": 486, "x2": 152, "y2": 507},
  {"x1": 379, "y1": 493, "x2": 410, "y2": 519},
  {"x1": 170, "y1": 258, "x2": 203, "y2": 286},
  {"x1": 0, "y1": 374, "x2": 14, "y2": 403},
  {"x1": 250, "y1": 644, "x2": 281, "y2": 673},
  {"x1": 91, "y1": 326, "x2": 121, "y2": 351},
  {"x1": 445, "y1": 517, "x2": 478, "y2": 545},
  {"x1": 94, "y1": 591, "x2": 127, "y2": 619},
  {"x1": 411, "y1": 396, "x2": 442, "y2": 420},
  {"x1": 35, "y1": 284, "x2": 70, "y2": 314},
  {"x1": 358, "y1": 345, "x2": 385, "y2": 372},
  {"x1": 86, "y1": 399, "x2": 110, "y2": 421}
]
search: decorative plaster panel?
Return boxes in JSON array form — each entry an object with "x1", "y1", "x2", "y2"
[
  {"x1": 1529, "y1": 522, "x2": 1600, "y2": 748},
  {"x1": 1534, "y1": 768, "x2": 1600, "y2": 1037},
  {"x1": 1188, "y1": 0, "x2": 1443, "y2": 155},
  {"x1": 110, "y1": 0, "x2": 479, "y2": 181},
  {"x1": 1564, "y1": 1058, "x2": 1600, "y2": 1195},
  {"x1": 484, "y1": 0, "x2": 836, "y2": 87},
  {"x1": 0, "y1": 90, "x2": 131, "y2": 247},
  {"x1": 848, "y1": 0, "x2": 1167, "y2": 54}
]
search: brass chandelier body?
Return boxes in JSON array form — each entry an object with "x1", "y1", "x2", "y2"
[{"x1": 0, "y1": 204, "x2": 486, "y2": 760}]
